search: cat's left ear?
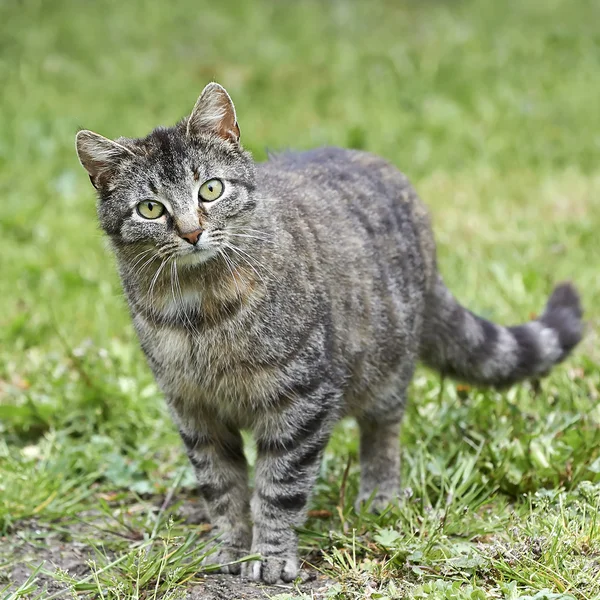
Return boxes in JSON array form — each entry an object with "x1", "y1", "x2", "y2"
[
  {"x1": 76, "y1": 130, "x2": 136, "y2": 188},
  {"x1": 187, "y1": 82, "x2": 240, "y2": 144}
]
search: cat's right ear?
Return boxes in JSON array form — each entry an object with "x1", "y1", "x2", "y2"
[
  {"x1": 75, "y1": 130, "x2": 135, "y2": 189},
  {"x1": 186, "y1": 83, "x2": 241, "y2": 144}
]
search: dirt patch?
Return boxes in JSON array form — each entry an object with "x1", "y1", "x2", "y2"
[
  {"x1": 185, "y1": 574, "x2": 331, "y2": 599},
  {"x1": 1, "y1": 520, "x2": 332, "y2": 599},
  {"x1": 1, "y1": 527, "x2": 89, "y2": 597}
]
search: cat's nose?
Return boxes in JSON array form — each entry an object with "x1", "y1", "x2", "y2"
[{"x1": 179, "y1": 228, "x2": 203, "y2": 245}]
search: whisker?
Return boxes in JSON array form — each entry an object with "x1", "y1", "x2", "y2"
[
  {"x1": 174, "y1": 261, "x2": 201, "y2": 338},
  {"x1": 129, "y1": 248, "x2": 155, "y2": 270},
  {"x1": 227, "y1": 227, "x2": 273, "y2": 241},
  {"x1": 227, "y1": 226, "x2": 272, "y2": 234},
  {"x1": 171, "y1": 260, "x2": 193, "y2": 337},
  {"x1": 219, "y1": 249, "x2": 243, "y2": 302},
  {"x1": 169, "y1": 260, "x2": 180, "y2": 320},
  {"x1": 226, "y1": 242, "x2": 277, "y2": 279},
  {"x1": 228, "y1": 232, "x2": 275, "y2": 244},
  {"x1": 223, "y1": 243, "x2": 269, "y2": 287},
  {"x1": 146, "y1": 256, "x2": 169, "y2": 314},
  {"x1": 136, "y1": 254, "x2": 161, "y2": 279},
  {"x1": 134, "y1": 243, "x2": 177, "y2": 281}
]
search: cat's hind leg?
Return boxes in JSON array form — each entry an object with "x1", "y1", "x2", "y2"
[
  {"x1": 355, "y1": 418, "x2": 402, "y2": 512},
  {"x1": 354, "y1": 379, "x2": 408, "y2": 512}
]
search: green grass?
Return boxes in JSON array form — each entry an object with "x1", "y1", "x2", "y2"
[{"x1": 1, "y1": 0, "x2": 599, "y2": 597}]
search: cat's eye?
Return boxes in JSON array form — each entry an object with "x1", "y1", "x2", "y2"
[
  {"x1": 199, "y1": 178, "x2": 224, "y2": 202},
  {"x1": 137, "y1": 200, "x2": 166, "y2": 219}
]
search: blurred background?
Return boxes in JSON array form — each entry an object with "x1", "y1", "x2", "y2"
[
  {"x1": 1, "y1": 0, "x2": 599, "y2": 595},
  {"x1": 2, "y1": 0, "x2": 599, "y2": 347}
]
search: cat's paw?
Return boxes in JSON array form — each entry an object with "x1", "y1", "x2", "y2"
[
  {"x1": 201, "y1": 525, "x2": 252, "y2": 575},
  {"x1": 241, "y1": 554, "x2": 299, "y2": 584},
  {"x1": 202, "y1": 545, "x2": 248, "y2": 575},
  {"x1": 354, "y1": 490, "x2": 397, "y2": 514}
]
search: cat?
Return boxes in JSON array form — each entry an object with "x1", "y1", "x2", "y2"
[{"x1": 75, "y1": 82, "x2": 583, "y2": 584}]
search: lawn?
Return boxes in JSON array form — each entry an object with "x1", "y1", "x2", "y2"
[{"x1": 1, "y1": 0, "x2": 599, "y2": 598}]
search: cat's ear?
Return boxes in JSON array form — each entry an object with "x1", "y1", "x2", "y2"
[
  {"x1": 75, "y1": 130, "x2": 135, "y2": 188},
  {"x1": 186, "y1": 82, "x2": 240, "y2": 144}
]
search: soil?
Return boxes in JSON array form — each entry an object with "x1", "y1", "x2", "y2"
[{"x1": 1, "y1": 517, "x2": 332, "y2": 599}]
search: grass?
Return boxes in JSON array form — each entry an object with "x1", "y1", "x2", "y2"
[{"x1": 1, "y1": 0, "x2": 599, "y2": 597}]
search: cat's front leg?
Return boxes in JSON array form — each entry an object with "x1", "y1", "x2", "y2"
[
  {"x1": 177, "y1": 422, "x2": 251, "y2": 574},
  {"x1": 244, "y1": 391, "x2": 337, "y2": 583}
]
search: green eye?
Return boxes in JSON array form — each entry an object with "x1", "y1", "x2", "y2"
[
  {"x1": 137, "y1": 200, "x2": 166, "y2": 219},
  {"x1": 199, "y1": 178, "x2": 224, "y2": 202}
]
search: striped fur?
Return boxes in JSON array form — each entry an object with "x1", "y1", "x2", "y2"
[
  {"x1": 76, "y1": 83, "x2": 583, "y2": 583},
  {"x1": 420, "y1": 275, "x2": 583, "y2": 387}
]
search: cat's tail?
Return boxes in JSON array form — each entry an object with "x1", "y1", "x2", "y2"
[{"x1": 419, "y1": 274, "x2": 583, "y2": 387}]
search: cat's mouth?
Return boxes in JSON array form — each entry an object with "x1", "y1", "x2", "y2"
[
  {"x1": 170, "y1": 228, "x2": 221, "y2": 266},
  {"x1": 176, "y1": 245, "x2": 219, "y2": 266}
]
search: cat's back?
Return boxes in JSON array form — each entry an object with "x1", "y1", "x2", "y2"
[
  {"x1": 257, "y1": 147, "x2": 436, "y2": 285},
  {"x1": 258, "y1": 147, "x2": 427, "y2": 230},
  {"x1": 259, "y1": 146, "x2": 409, "y2": 194}
]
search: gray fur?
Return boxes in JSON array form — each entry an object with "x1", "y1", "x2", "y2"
[{"x1": 75, "y1": 82, "x2": 583, "y2": 583}]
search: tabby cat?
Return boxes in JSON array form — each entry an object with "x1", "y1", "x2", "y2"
[{"x1": 75, "y1": 82, "x2": 582, "y2": 584}]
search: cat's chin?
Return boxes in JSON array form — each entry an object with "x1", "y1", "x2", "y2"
[{"x1": 176, "y1": 248, "x2": 219, "y2": 267}]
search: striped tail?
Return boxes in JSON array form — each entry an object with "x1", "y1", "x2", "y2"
[{"x1": 420, "y1": 275, "x2": 583, "y2": 388}]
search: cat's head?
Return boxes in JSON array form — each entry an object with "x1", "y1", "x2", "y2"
[{"x1": 75, "y1": 83, "x2": 256, "y2": 267}]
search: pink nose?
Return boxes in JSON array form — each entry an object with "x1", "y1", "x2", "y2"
[{"x1": 180, "y1": 228, "x2": 203, "y2": 245}]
